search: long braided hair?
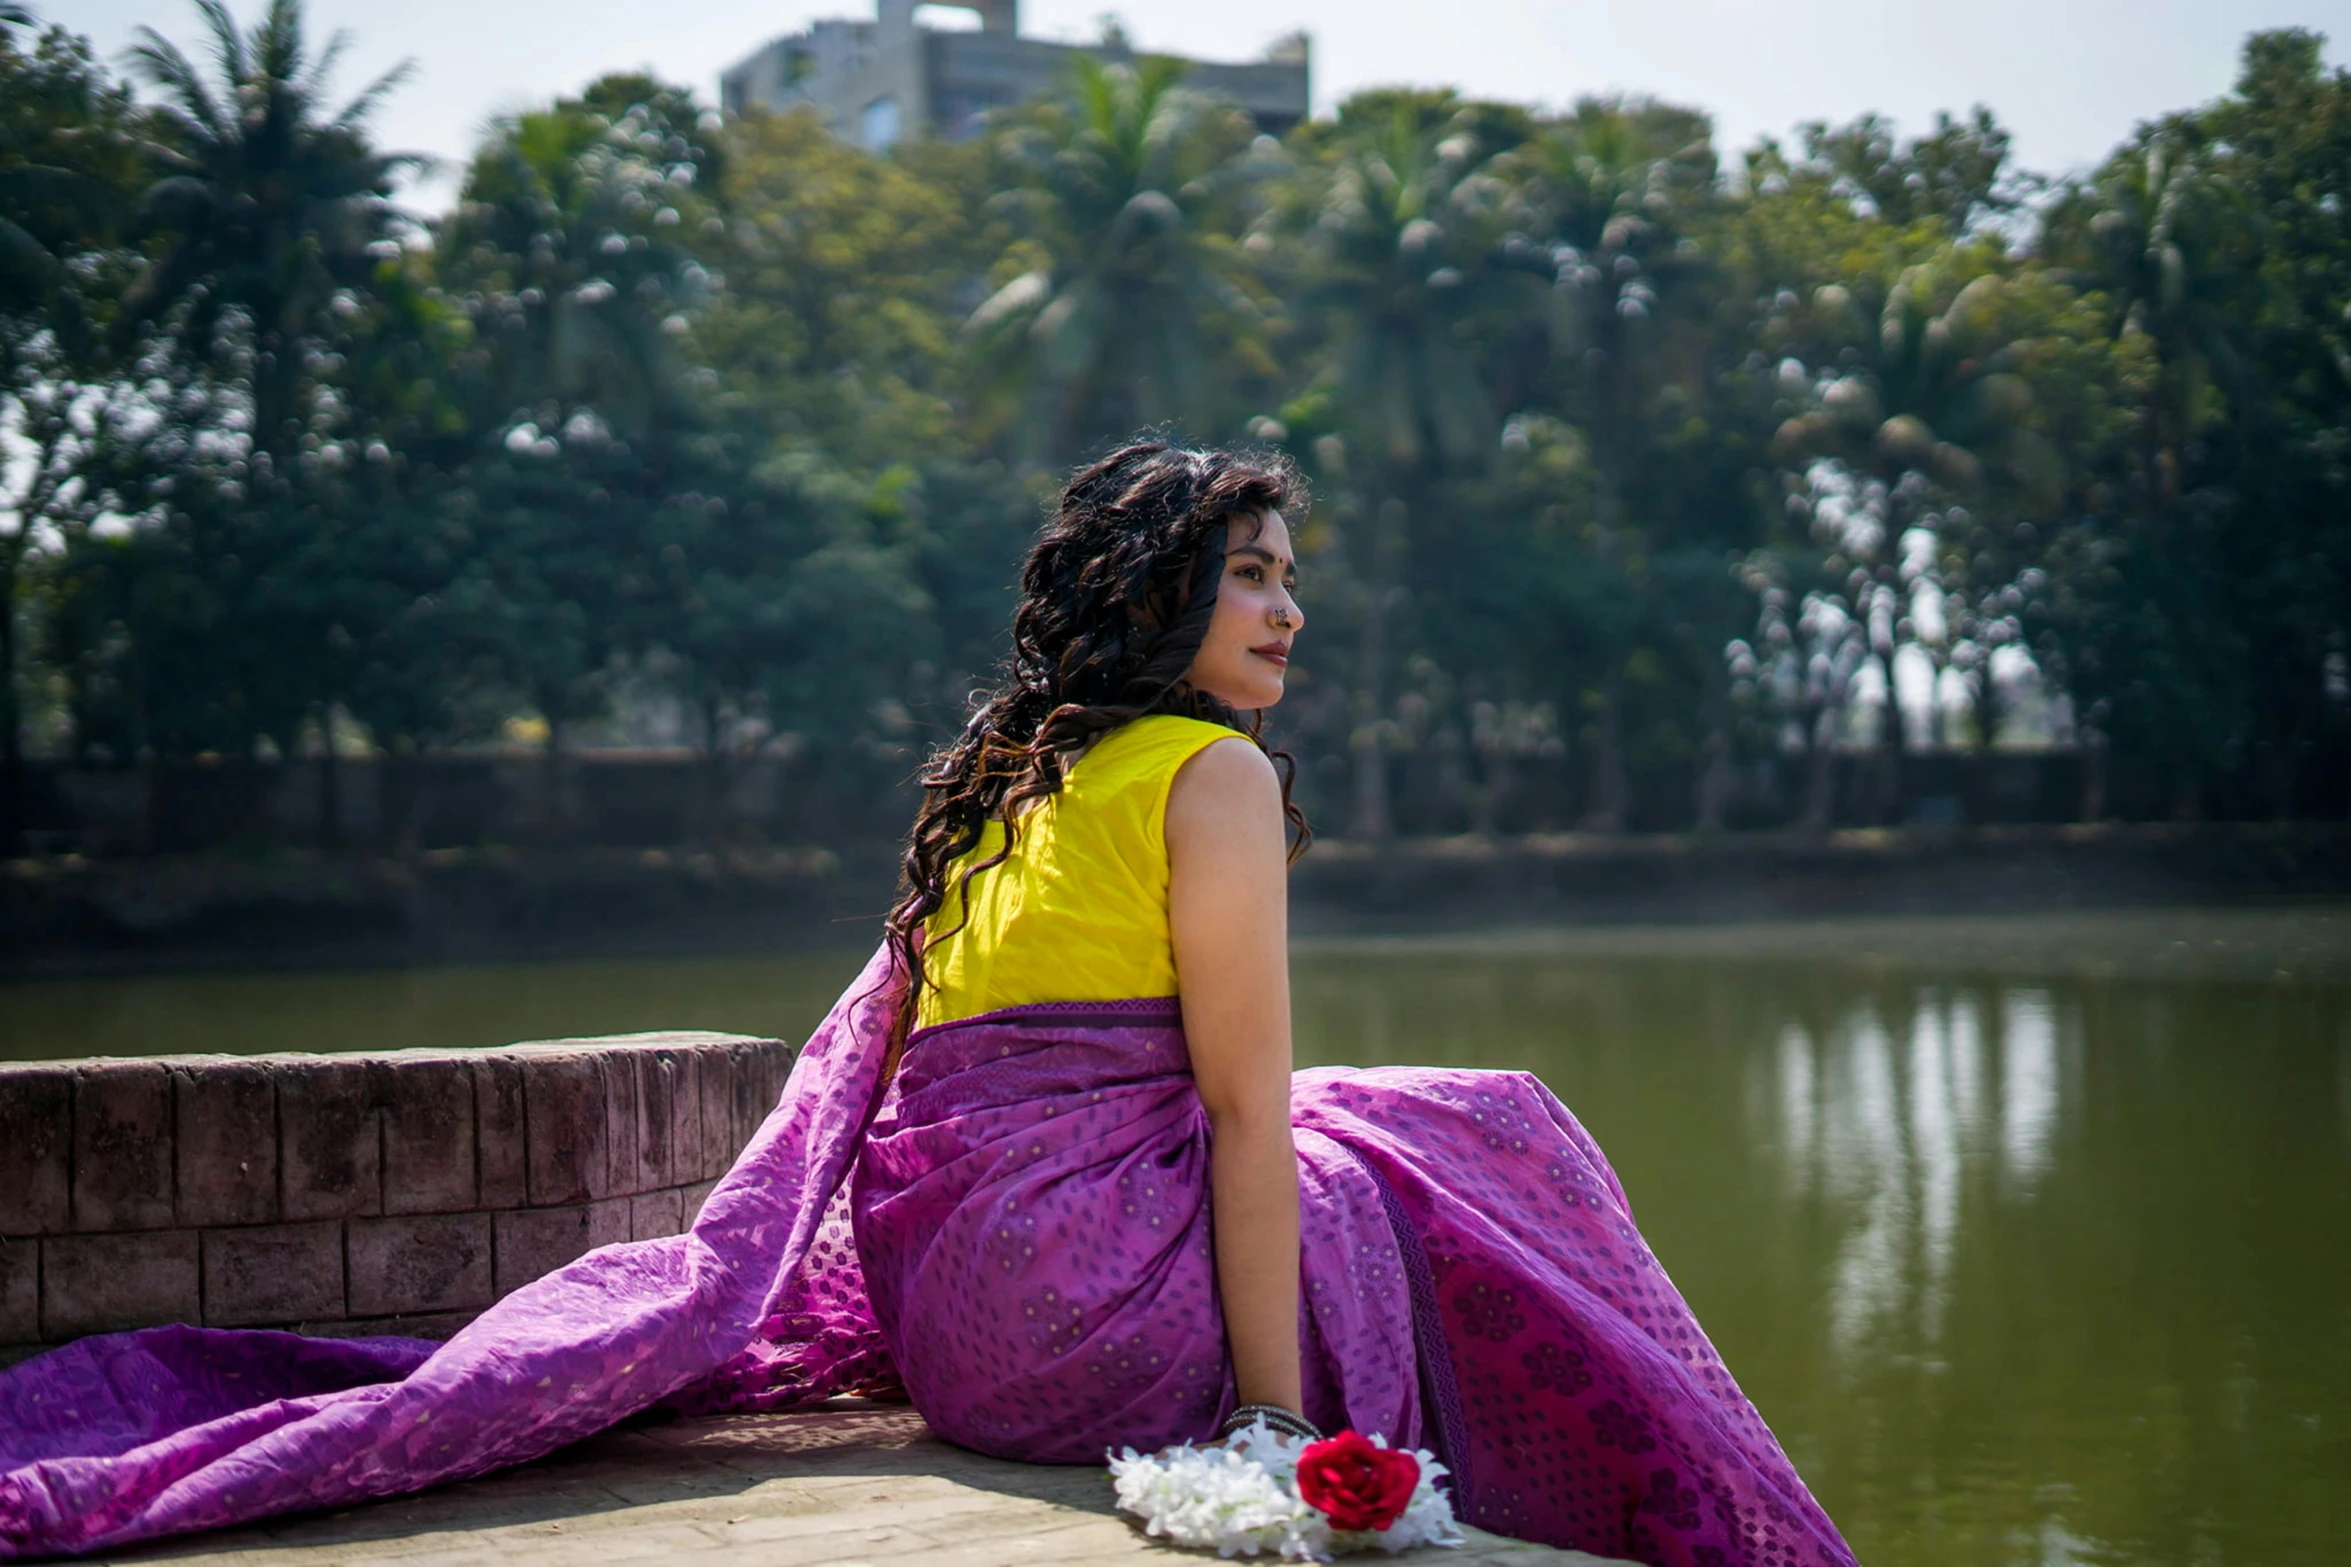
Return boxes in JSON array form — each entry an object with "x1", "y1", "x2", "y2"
[{"x1": 882, "y1": 440, "x2": 1313, "y2": 1065}]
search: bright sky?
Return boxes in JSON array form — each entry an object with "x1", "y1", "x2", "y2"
[{"x1": 60, "y1": 0, "x2": 2351, "y2": 210}]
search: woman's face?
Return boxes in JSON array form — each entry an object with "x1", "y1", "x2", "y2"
[{"x1": 1181, "y1": 509, "x2": 1304, "y2": 712}]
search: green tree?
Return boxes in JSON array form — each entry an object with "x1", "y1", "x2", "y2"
[
  {"x1": 1280, "y1": 91, "x2": 1533, "y2": 836},
  {"x1": 439, "y1": 77, "x2": 946, "y2": 839},
  {"x1": 703, "y1": 107, "x2": 974, "y2": 469},
  {"x1": 431, "y1": 75, "x2": 725, "y2": 824},
  {"x1": 2038, "y1": 31, "x2": 2349, "y2": 815},
  {"x1": 2042, "y1": 122, "x2": 2249, "y2": 505},
  {"x1": 965, "y1": 55, "x2": 1266, "y2": 464},
  {"x1": 122, "y1": 0, "x2": 417, "y2": 465},
  {"x1": 2202, "y1": 31, "x2": 2351, "y2": 812},
  {"x1": 0, "y1": 14, "x2": 147, "y2": 850},
  {"x1": 1795, "y1": 107, "x2": 2033, "y2": 238},
  {"x1": 702, "y1": 110, "x2": 1036, "y2": 764},
  {"x1": 1723, "y1": 118, "x2": 2096, "y2": 821},
  {"x1": 1508, "y1": 96, "x2": 1736, "y2": 827},
  {"x1": 51, "y1": 0, "x2": 458, "y2": 847}
]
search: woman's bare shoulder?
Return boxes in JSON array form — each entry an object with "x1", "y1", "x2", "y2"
[{"x1": 1165, "y1": 737, "x2": 1281, "y2": 844}]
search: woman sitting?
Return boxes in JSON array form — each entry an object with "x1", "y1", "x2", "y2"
[{"x1": 0, "y1": 441, "x2": 1854, "y2": 1567}]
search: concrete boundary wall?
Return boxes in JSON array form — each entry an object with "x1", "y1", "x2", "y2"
[{"x1": 0, "y1": 1032, "x2": 796, "y2": 1361}]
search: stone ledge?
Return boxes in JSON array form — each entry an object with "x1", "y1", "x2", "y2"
[
  {"x1": 91, "y1": 1404, "x2": 1631, "y2": 1565},
  {"x1": 0, "y1": 1031, "x2": 794, "y2": 1354}
]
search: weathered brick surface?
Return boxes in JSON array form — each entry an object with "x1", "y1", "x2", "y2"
[
  {"x1": 492, "y1": 1198, "x2": 630, "y2": 1299},
  {"x1": 599, "y1": 1049, "x2": 641, "y2": 1196},
  {"x1": 44, "y1": 1232, "x2": 199, "y2": 1337},
  {"x1": 629, "y1": 1188, "x2": 684, "y2": 1241},
  {"x1": 725, "y1": 1041, "x2": 760, "y2": 1171},
  {"x1": 669, "y1": 1048, "x2": 704, "y2": 1187},
  {"x1": 474, "y1": 1054, "x2": 527, "y2": 1208},
  {"x1": 632, "y1": 1050, "x2": 679, "y2": 1191},
  {"x1": 382, "y1": 1055, "x2": 477, "y2": 1215},
  {"x1": 0, "y1": 1067, "x2": 72, "y2": 1234},
  {"x1": 698, "y1": 1046, "x2": 734, "y2": 1180},
  {"x1": 72, "y1": 1060, "x2": 175, "y2": 1231},
  {"x1": 0, "y1": 1237, "x2": 35, "y2": 1342},
  {"x1": 715, "y1": 1041, "x2": 747, "y2": 1168},
  {"x1": 202, "y1": 1222, "x2": 344, "y2": 1327},
  {"x1": 175, "y1": 1059, "x2": 278, "y2": 1228},
  {"x1": 736, "y1": 1039, "x2": 774, "y2": 1155},
  {"x1": 757, "y1": 1041, "x2": 792, "y2": 1134},
  {"x1": 347, "y1": 1213, "x2": 492, "y2": 1317},
  {"x1": 3, "y1": 1033, "x2": 789, "y2": 1348},
  {"x1": 522, "y1": 1051, "x2": 609, "y2": 1206},
  {"x1": 278, "y1": 1057, "x2": 382, "y2": 1221}
]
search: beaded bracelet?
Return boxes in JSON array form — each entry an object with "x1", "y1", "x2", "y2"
[{"x1": 1218, "y1": 1403, "x2": 1325, "y2": 1443}]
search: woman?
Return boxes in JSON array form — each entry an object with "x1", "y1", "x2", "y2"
[{"x1": 0, "y1": 443, "x2": 1853, "y2": 1567}]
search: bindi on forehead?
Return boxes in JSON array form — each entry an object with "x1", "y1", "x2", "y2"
[{"x1": 1227, "y1": 542, "x2": 1296, "y2": 573}]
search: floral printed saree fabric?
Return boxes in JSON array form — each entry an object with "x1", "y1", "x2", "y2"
[{"x1": 0, "y1": 951, "x2": 1853, "y2": 1566}]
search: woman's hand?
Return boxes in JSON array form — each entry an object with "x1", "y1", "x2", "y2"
[{"x1": 1166, "y1": 736, "x2": 1304, "y2": 1422}]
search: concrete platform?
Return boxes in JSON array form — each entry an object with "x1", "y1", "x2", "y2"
[{"x1": 95, "y1": 1405, "x2": 1629, "y2": 1566}]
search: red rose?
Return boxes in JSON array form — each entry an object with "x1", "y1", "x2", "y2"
[{"x1": 1295, "y1": 1430, "x2": 1421, "y2": 1533}]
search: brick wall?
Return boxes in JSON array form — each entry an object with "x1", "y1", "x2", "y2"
[{"x1": 0, "y1": 1031, "x2": 796, "y2": 1361}]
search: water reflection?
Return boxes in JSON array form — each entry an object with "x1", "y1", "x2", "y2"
[
  {"x1": 2002, "y1": 989, "x2": 2063, "y2": 1186},
  {"x1": 1779, "y1": 986, "x2": 2070, "y2": 1357},
  {"x1": 1288, "y1": 950, "x2": 2351, "y2": 1567},
  {"x1": 1777, "y1": 1023, "x2": 1815, "y2": 1188}
]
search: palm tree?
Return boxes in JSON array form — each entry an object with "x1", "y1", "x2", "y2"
[
  {"x1": 2036, "y1": 126, "x2": 2256, "y2": 814},
  {"x1": 1508, "y1": 98, "x2": 1719, "y2": 828},
  {"x1": 2043, "y1": 127, "x2": 2249, "y2": 506},
  {"x1": 964, "y1": 54, "x2": 1263, "y2": 464},
  {"x1": 1294, "y1": 96, "x2": 1527, "y2": 836},
  {"x1": 121, "y1": 0, "x2": 416, "y2": 466},
  {"x1": 1765, "y1": 262, "x2": 2060, "y2": 819}
]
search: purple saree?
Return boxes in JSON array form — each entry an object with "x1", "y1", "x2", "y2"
[{"x1": 0, "y1": 949, "x2": 1854, "y2": 1566}]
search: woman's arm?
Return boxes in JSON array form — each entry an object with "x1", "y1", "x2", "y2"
[{"x1": 1166, "y1": 736, "x2": 1303, "y2": 1421}]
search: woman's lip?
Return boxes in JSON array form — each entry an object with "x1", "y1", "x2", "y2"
[{"x1": 1251, "y1": 646, "x2": 1289, "y2": 667}]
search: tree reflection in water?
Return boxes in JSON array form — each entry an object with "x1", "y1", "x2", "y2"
[{"x1": 1288, "y1": 938, "x2": 2351, "y2": 1567}]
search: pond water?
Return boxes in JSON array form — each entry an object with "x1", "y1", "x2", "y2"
[{"x1": 5, "y1": 911, "x2": 2348, "y2": 1567}]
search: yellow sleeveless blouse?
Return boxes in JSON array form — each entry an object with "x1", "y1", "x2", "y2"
[{"x1": 914, "y1": 714, "x2": 1241, "y2": 1030}]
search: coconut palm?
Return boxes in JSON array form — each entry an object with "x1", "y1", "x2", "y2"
[
  {"x1": 120, "y1": 0, "x2": 416, "y2": 465},
  {"x1": 1774, "y1": 266, "x2": 2059, "y2": 505},
  {"x1": 2034, "y1": 121, "x2": 2265, "y2": 810},
  {"x1": 1291, "y1": 95, "x2": 1530, "y2": 835},
  {"x1": 2, "y1": 14, "x2": 147, "y2": 359},
  {"x1": 2042, "y1": 127, "x2": 2250, "y2": 504},
  {"x1": 1508, "y1": 98, "x2": 1720, "y2": 827},
  {"x1": 965, "y1": 54, "x2": 1263, "y2": 464}
]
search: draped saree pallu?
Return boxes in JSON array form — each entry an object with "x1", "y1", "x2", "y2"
[{"x1": 0, "y1": 952, "x2": 1855, "y2": 1567}]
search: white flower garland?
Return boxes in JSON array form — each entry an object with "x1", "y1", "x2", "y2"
[{"x1": 1108, "y1": 1421, "x2": 1463, "y2": 1561}]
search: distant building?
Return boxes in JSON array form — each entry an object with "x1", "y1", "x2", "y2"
[{"x1": 720, "y1": 0, "x2": 1311, "y2": 149}]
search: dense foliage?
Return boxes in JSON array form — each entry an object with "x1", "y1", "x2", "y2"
[{"x1": 2, "y1": 1, "x2": 2345, "y2": 848}]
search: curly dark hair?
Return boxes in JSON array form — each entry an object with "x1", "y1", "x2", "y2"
[{"x1": 881, "y1": 439, "x2": 1313, "y2": 1065}]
